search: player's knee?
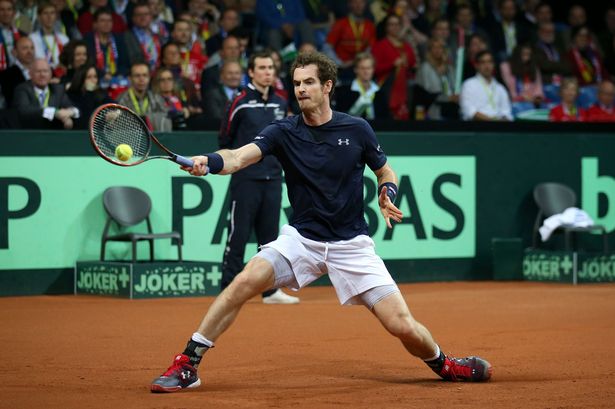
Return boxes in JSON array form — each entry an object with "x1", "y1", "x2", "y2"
[
  {"x1": 232, "y1": 258, "x2": 275, "y2": 292},
  {"x1": 385, "y1": 312, "x2": 420, "y2": 341}
]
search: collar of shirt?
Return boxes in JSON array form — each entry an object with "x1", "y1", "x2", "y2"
[
  {"x1": 15, "y1": 59, "x2": 30, "y2": 79},
  {"x1": 34, "y1": 85, "x2": 48, "y2": 98},
  {"x1": 223, "y1": 85, "x2": 237, "y2": 100},
  {"x1": 350, "y1": 79, "x2": 380, "y2": 95},
  {"x1": 476, "y1": 73, "x2": 494, "y2": 86},
  {"x1": 247, "y1": 82, "x2": 268, "y2": 100}
]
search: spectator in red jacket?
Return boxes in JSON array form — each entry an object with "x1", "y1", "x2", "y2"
[
  {"x1": 586, "y1": 80, "x2": 615, "y2": 122},
  {"x1": 549, "y1": 77, "x2": 587, "y2": 122},
  {"x1": 568, "y1": 25, "x2": 609, "y2": 86},
  {"x1": 77, "y1": 0, "x2": 127, "y2": 35},
  {"x1": 372, "y1": 13, "x2": 417, "y2": 120},
  {"x1": 325, "y1": 0, "x2": 376, "y2": 71}
]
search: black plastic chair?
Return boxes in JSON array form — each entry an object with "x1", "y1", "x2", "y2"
[
  {"x1": 100, "y1": 186, "x2": 183, "y2": 262},
  {"x1": 532, "y1": 182, "x2": 608, "y2": 252}
]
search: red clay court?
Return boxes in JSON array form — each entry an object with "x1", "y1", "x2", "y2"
[{"x1": 1, "y1": 281, "x2": 614, "y2": 408}]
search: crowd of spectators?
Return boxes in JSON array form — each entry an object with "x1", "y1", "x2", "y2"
[{"x1": 1, "y1": 0, "x2": 615, "y2": 130}]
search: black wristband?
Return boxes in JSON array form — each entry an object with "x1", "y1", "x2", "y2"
[
  {"x1": 378, "y1": 182, "x2": 398, "y2": 202},
  {"x1": 205, "y1": 153, "x2": 224, "y2": 174}
]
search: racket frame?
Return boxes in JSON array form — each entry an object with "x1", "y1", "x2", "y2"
[{"x1": 89, "y1": 103, "x2": 194, "y2": 168}]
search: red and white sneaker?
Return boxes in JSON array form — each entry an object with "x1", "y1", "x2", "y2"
[
  {"x1": 439, "y1": 356, "x2": 493, "y2": 382},
  {"x1": 151, "y1": 354, "x2": 201, "y2": 393}
]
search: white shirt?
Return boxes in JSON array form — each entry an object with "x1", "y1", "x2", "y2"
[
  {"x1": 460, "y1": 74, "x2": 513, "y2": 121},
  {"x1": 223, "y1": 85, "x2": 237, "y2": 101},
  {"x1": 33, "y1": 84, "x2": 79, "y2": 120},
  {"x1": 30, "y1": 30, "x2": 69, "y2": 68},
  {"x1": 34, "y1": 85, "x2": 55, "y2": 120}
]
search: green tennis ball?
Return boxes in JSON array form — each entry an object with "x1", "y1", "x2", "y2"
[{"x1": 115, "y1": 144, "x2": 133, "y2": 162}]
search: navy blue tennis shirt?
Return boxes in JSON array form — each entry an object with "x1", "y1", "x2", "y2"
[{"x1": 253, "y1": 111, "x2": 387, "y2": 242}]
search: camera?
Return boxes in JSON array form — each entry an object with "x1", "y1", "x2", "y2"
[{"x1": 169, "y1": 110, "x2": 187, "y2": 130}]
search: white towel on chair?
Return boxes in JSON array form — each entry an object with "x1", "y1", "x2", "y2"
[{"x1": 539, "y1": 207, "x2": 595, "y2": 242}]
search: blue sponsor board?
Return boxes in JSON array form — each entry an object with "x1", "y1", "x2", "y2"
[{"x1": 75, "y1": 261, "x2": 222, "y2": 298}]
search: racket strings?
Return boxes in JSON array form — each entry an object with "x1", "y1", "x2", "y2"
[{"x1": 91, "y1": 106, "x2": 151, "y2": 163}]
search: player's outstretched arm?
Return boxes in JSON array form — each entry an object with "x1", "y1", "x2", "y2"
[
  {"x1": 374, "y1": 162, "x2": 403, "y2": 228},
  {"x1": 182, "y1": 143, "x2": 263, "y2": 176}
]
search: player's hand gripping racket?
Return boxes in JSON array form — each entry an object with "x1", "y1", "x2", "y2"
[{"x1": 89, "y1": 103, "x2": 194, "y2": 168}]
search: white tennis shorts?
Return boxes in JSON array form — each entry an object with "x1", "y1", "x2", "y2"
[{"x1": 254, "y1": 224, "x2": 398, "y2": 305}]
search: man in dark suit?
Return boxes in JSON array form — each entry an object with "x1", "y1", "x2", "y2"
[
  {"x1": 12, "y1": 59, "x2": 79, "y2": 129},
  {"x1": 123, "y1": 2, "x2": 162, "y2": 69},
  {"x1": 201, "y1": 59, "x2": 242, "y2": 128},
  {"x1": 83, "y1": 8, "x2": 130, "y2": 89},
  {"x1": 205, "y1": 8, "x2": 240, "y2": 57},
  {"x1": 0, "y1": 36, "x2": 34, "y2": 108},
  {"x1": 201, "y1": 34, "x2": 241, "y2": 90},
  {"x1": 485, "y1": 0, "x2": 531, "y2": 64}
]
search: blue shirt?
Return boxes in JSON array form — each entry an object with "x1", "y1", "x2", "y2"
[{"x1": 254, "y1": 111, "x2": 387, "y2": 241}]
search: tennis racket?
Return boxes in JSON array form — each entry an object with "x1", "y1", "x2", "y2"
[{"x1": 89, "y1": 103, "x2": 194, "y2": 168}]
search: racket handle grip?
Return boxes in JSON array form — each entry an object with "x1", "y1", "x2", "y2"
[
  {"x1": 174, "y1": 154, "x2": 210, "y2": 175},
  {"x1": 174, "y1": 154, "x2": 194, "y2": 168}
]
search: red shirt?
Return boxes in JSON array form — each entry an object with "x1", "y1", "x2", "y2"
[
  {"x1": 585, "y1": 104, "x2": 615, "y2": 122},
  {"x1": 78, "y1": 11, "x2": 127, "y2": 35},
  {"x1": 326, "y1": 16, "x2": 376, "y2": 63},
  {"x1": 549, "y1": 104, "x2": 587, "y2": 122},
  {"x1": 179, "y1": 41, "x2": 207, "y2": 91},
  {"x1": 372, "y1": 38, "x2": 417, "y2": 82}
]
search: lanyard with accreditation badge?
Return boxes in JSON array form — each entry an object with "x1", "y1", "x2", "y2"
[
  {"x1": 348, "y1": 15, "x2": 365, "y2": 52},
  {"x1": 39, "y1": 89, "x2": 50, "y2": 107},
  {"x1": 129, "y1": 88, "x2": 149, "y2": 116},
  {"x1": 479, "y1": 77, "x2": 496, "y2": 109}
]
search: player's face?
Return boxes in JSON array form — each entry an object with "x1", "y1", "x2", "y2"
[
  {"x1": 249, "y1": 56, "x2": 274, "y2": 88},
  {"x1": 293, "y1": 64, "x2": 332, "y2": 112}
]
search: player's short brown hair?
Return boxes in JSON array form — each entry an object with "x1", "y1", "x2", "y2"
[{"x1": 290, "y1": 52, "x2": 337, "y2": 92}]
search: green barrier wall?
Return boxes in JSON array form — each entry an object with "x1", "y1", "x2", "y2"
[{"x1": 1, "y1": 130, "x2": 614, "y2": 295}]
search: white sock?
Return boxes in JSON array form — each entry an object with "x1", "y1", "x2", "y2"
[
  {"x1": 424, "y1": 344, "x2": 441, "y2": 362},
  {"x1": 192, "y1": 332, "x2": 215, "y2": 348}
]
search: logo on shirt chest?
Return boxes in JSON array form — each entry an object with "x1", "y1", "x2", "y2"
[
  {"x1": 338, "y1": 138, "x2": 350, "y2": 145},
  {"x1": 274, "y1": 107, "x2": 285, "y2": 120}
]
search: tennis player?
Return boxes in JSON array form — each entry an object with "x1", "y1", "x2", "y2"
[{"x1": 151, "y1": 52, "x2": 492, "y2": 393}]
